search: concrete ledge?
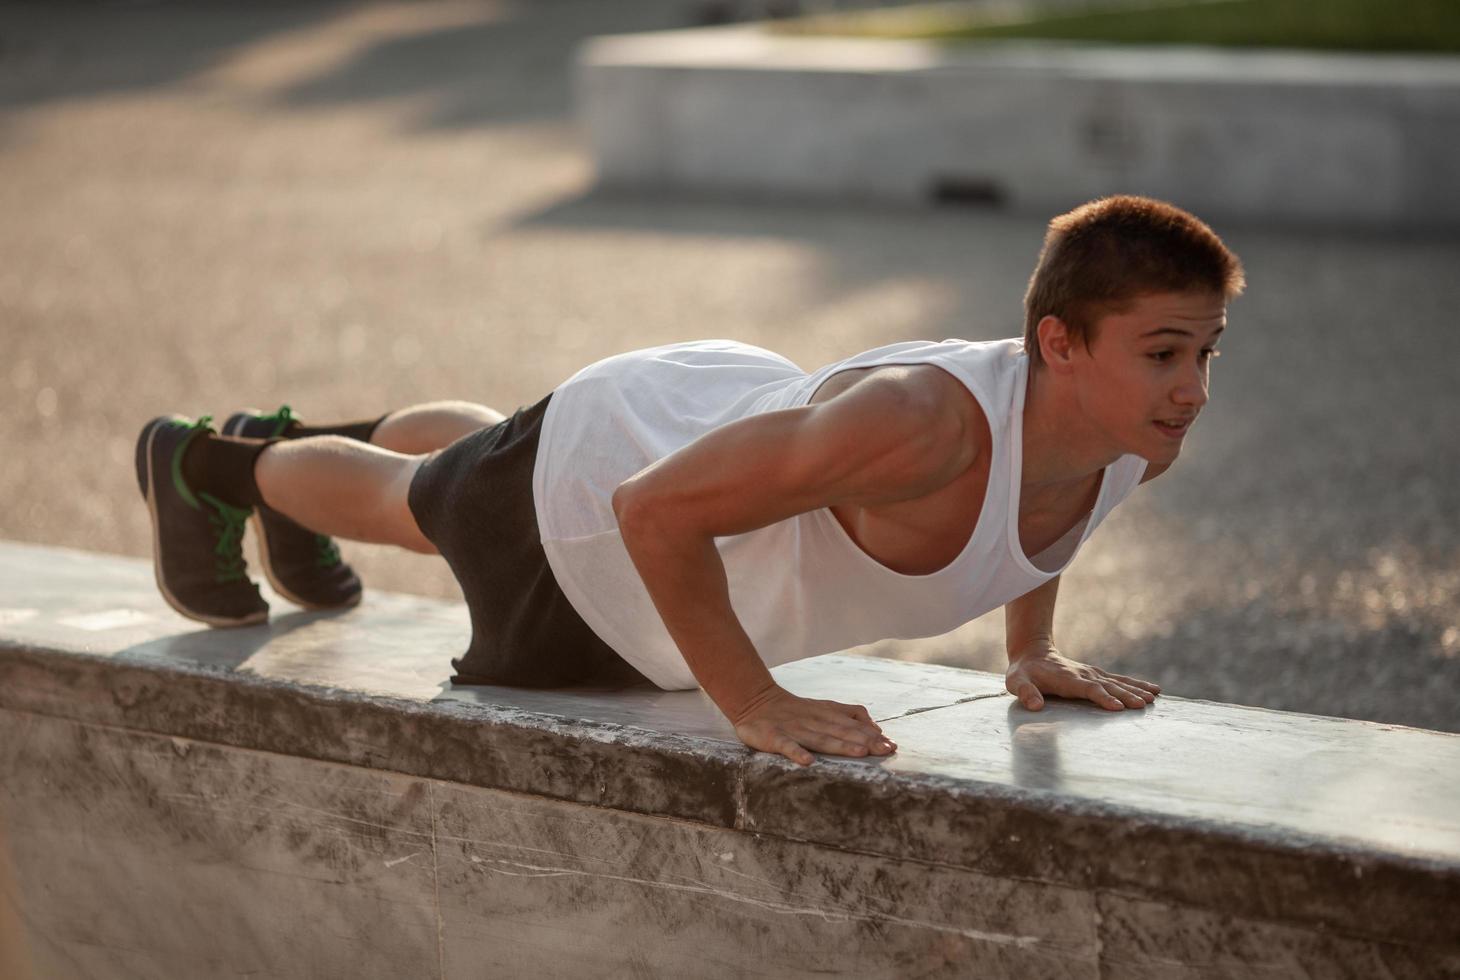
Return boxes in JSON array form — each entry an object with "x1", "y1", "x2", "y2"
[
  {"x1": 3, "y1": 541, "x2": 1459, "y2": 975},
  {"x1": 577, "y1": 26, "x2": 1460, "y2": 228}
]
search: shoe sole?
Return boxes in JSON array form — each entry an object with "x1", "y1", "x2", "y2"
[
  {"x1": 226, "y1": 410, "x2": 363, "y2": 613},
  {"x1": 142, "y1": 417, "x2": 268, "y2": 629}
]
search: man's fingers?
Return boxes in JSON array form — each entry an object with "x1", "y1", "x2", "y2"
[
  {"x1": 817, "y1": 703, "x2": 893, "y2": 749},
  {"x1": 784, "y1": 723, "x2": 864, "y2": 757},
  {"x1": 1108, "y1": 672, "x2": 1162, "y2": 695},
  {"x1": 1085, "y1": 680, "x2": 1126, "y2": 710},
  {"x1": 1122, "y1": 682, "x2": 1157, "y2": 704},
  {"x1": 794, "y1": 721, "x2": 870, "y2": 759},
  {"x1": 791, "y1": 720, "x2": 894, "y2": 756},
  {"x1": 824, "y1": 700, "x2": 884, "y2": 735},
  {"x1": 1014, "y1": 681, "x2": 1044, "y2": 710},
  {"x1": 1091, "y1": 669, "x2": 1156, "y2": 703},
  {"x1": 735, "y1": 693, "x2": 897, "y2": 765},
  {"x1": 1008, "y1": 665, "x2": 1157, "y2": 713},
  {"x1": 737, "y1": 722, "x2": 815, "y2": 765},
  {"x1": 1105, "y1": 681, "x2": 1152, "y2": 708},
  {"x1": 844, "y1": 703, "x2": 882, "y2": 732},
  {"x1": 771, "y1": 733, "x2": 814, "y2": 766}
]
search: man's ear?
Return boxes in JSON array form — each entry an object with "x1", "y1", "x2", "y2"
[{"x1": 1036, "y1": 315, "x2": 1077, "y2": 374}]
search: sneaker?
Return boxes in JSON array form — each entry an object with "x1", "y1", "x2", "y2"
[
  {"x1": 222, "y1": 406, "x2": 363, "y2": 611},
  {"x1": 135, "y1": 415, "x2": 269, "y2": 627}
]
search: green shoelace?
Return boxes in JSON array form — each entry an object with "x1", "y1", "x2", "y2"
[
  {"x1": 314, "y1": 534, "x2": 342, "y2": 568},
  {"x1": 259, "y1": 404, "x2": 296, "y2": 438},
  {"x1": 197, "y1": 491, "x2": 251, "y2": 584},
  {"x1": 170, "y1": 416, "x2": 253, "y2": 585}
]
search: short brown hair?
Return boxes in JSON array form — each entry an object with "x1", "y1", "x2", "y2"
[{"x1": 1022, "y1": 196, "x2": 1245, "y2": 369}]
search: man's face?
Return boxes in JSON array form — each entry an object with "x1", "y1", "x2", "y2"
[{"x1": 1072, "y1": 291, "x2": 1228, "y2": 464}]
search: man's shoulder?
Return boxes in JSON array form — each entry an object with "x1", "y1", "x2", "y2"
[
  {"x1": 854, "y1": 364, "x2": 991, "y2": 476},
  {"x1": 806, "y1": 361, "x2": 990, "y2": 463},
  {"x1": 849, "y1": 362, "x2": 978, "y2": 409},
  {"x1": 898, "y1": 364, "x2": 991, "y2": 447}
]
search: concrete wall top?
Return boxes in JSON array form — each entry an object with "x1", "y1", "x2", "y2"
[
  {"x1": 577, "y1": 25, "x2": 1460, "y2": 227},
  {"x1": 583, "y1": 26, "x2": 1460, "y2": 88},
  {"x1": 2, "y1": 540, "x2": 1457, "y2": 948}
]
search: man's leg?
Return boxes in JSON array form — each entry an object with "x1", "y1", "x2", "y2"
[
  {"x1": 138, "y1": 399, "x2": 516, "y2": 625},
  {"x1": 255, "y1": 401, "x2": 508, "y2": 555},
  {"x1": 368, "y1": 400, "x2": 506, "y2": 455}
]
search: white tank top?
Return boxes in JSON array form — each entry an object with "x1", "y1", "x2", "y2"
[{"x1": 532, "y1": 338, "x2": 1148, "y2": 690}]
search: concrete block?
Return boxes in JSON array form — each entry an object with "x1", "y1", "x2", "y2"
[
  {"x1": 1095, "y1": 891, "x2": 1460, "y2": 979},
  {"x1": 577, "y1": 28, "x2": 1460, "y2": 228},
  {"x1": 3, "y1": 541, "x2": 1459, "y2": 973},
  {"x1": 741, "y1": 692, "x2": 1460, "y2": 950},
  {"x1": 3, "y1": 710, "x2": 1103, "y2": 978},
  {"x1": 2, "y1": 710, "x2": 440, "y2": 980},
  {"x1": 430, "y1": 780, "x2": 1099, "y2": 978}
]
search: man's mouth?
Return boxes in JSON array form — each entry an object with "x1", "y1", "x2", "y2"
[{"x1": 1154, "y1": 418, "x2": 1192, "y2": 438}]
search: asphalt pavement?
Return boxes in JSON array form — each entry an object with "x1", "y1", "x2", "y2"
[{"x1": 2, "y1": 0, "x2": 1457, "y2": 731}]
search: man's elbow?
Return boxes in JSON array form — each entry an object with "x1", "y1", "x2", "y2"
[
  {"x1": 613, "y1": 476, "x2": 673, "y2": 540},
  {"x1": 611, "y1": 479, "x2": 642, "y2": 532},
  {"x1": 614, "y1": 480, "x2": 712, "y2": 569}
]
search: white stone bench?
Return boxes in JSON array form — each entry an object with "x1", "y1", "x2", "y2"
[
  {"x1": 577, "y1": 26, "x2": 1460, "y2": 229},
  {"x1": 1, "y1": 540, "x2": 1456, "y2": 977}
]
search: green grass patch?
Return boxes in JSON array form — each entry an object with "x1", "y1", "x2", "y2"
[{"x1": 774, "y1": 0, "x2": 1460, "y2": 54}]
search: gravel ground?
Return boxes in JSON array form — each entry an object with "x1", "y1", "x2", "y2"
[{"x1": 2, "y1": 1, "x2": 1457, "y2": 732}]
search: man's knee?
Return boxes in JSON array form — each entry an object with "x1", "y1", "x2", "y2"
[{"x1": 387, "y1": 460, "x2": 437, "y2": 555}]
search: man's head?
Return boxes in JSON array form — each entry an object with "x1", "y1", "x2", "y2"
[{"x1": 1022, "y1": 196, "x2": 1245, "y2": 371}]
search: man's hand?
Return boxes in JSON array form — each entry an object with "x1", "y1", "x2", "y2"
[
  {"x1": 732, "y1": 686, "x2": 897, "y2": 766},
  {"x1": 1006, "y1": 645, "x2": 1161, "y2": 712}
]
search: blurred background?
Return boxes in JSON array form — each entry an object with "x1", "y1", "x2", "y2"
[{"x1": 1, "y1": 0, "x2": 1456, "y2": 731}]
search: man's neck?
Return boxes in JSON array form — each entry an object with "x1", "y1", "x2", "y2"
[{"x1": 1020, "y1": 363, "x2": 1121, "y2": 496}]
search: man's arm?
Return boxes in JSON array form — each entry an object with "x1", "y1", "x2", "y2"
[
  {"x1": 612, "y1": 366, "x2": 976, "y2": 763},
  {"x1": 1008, "y1": 461, "x2": 1169, "y2": 658},
  {"x1": 1002, "y1": 453, "x2": 1174, "y2": 711},
  {"x1": 1005, "y1": 574, "x2": 1060, "y2": 663}
]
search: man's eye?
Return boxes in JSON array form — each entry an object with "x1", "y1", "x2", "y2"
[{"x1": 1149, "y1": 349, "x2": 1220, "y2": 363}]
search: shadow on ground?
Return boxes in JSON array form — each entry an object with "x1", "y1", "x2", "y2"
[{"x1": 0, "y1": 0, "x2": 693, "y2": 135}]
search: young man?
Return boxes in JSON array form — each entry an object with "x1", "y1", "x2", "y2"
[{"x1": 136, "y1": 195, "x2": 1243, "y2": 767}]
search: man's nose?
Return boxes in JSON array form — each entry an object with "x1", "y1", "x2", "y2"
[{"x1": 1172, "y1": 366, "x2": 1209, "y2": 409}]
